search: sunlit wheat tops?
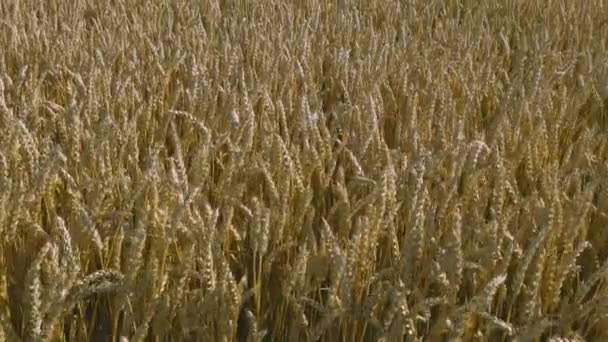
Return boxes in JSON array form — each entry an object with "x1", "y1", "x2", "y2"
[{"x1": 1, "y1": 0, "x2": 608, "y2": 341}]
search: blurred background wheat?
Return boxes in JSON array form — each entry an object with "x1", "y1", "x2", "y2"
[{"x1": 1, "y1": 0, "x2": 608, "y2": 341}]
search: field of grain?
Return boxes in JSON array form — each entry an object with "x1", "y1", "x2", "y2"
[{"x1": 1, "y1": 1, "x2": 608, "y2": 341}]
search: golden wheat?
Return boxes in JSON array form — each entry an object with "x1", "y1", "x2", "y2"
[{"x1": 1, "y1": 0, "x2": 608, "y2": 341}]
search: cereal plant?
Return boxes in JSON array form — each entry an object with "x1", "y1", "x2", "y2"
[{"x1": 1, "y1": 0, "x2": 608, "y2": 341}]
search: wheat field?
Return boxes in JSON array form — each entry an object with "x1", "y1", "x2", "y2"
[{"x1": 1, "y1": 0, "x2": 608, "y2": 341}]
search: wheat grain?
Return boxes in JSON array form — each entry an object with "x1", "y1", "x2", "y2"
[{"x1": 1, "y1": 1, "x2": 608, "y2": 340}]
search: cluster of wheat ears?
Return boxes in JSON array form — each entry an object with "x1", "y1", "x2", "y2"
[{"x1": 0, "y1": 0, "x2": 608, "y2": 341}]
